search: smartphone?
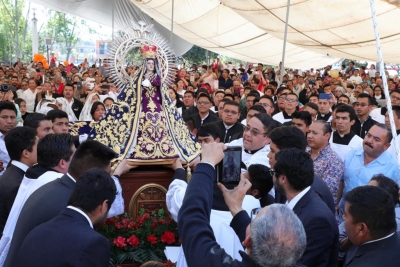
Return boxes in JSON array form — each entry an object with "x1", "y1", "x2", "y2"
[
  {"x1": 101, "y1": 84, "x2": 110, "y2": 89},
  {"x1": 190, "y1": 73, "x2": 195, "y2": 82},
  {"x1": 216, "y1": 146, "x2": 242, "y2": 185},
  {"x1": 77, "y1": 81, "x2": 82, "y2": 91}
]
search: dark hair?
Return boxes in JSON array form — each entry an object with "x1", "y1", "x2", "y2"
[
  {"x1": 244, "y1": 86, "x2": 252, "y2": 92},
  {"x1": 197, "y1": 93, "x2": 212, "y2": 103},
  {"x1": 292, "y1": 111, "x2": 312, "y2": 126},
  {"x1": 252, "y1": 77, "x2": 260, "y2": 85},
  {"x1": 47, "y1": 110, "x2": 68, "y2": 122},
  {"x1": 90, "y1": 102, "x2": 106, "y2": 119},
  {"x1": 215, "y1": 91, "x2": 225, "y2": 97},
  {"x1": 103, "y1": 97, "x2": 114, "y2": 103},
  {"x1": 370, "y1": 174, "x2": 400, "y2": 205},
  {"x1": 252, "y1": 113, "x2": 277, "y2": 135},
  {"x1": 248, "y1": 105, "x2": 267, "y2": 114},
  {"x1": 259, "y1": 95, "x2": 274, "y2": 106},
  {"x1": 304, "y1": 102, "x2": 318, "y2": 112},
  {"x1": 23, "y1": 113, "x2": 50, "y2": 130},
  {"x1": 313, "y1": 120, "x2": 332, "y2": 134},
  {"x1": 309, "y1": 93, "x2": 319, "y2": 100},
  {"x1": 372, "y1": 123, "x2": 393, "y2": 143},
  {"x1": 391, "y1": 105, "x2": 400, "y2": 120},
  {"x1": 68, "y1": 168, "x2": 117, "y2": 213},
  {"x1": 276, "y1": 87, "x2": 291, "y2": 95},
  {"x1": 274, "y1": 148, "x2": 314, "y2": 191},
  {"x1": 344, "y1": 186, "x2": 396, "y2": 239},
  {"x1": 223, "y1": 100, "x2": 240, "y2": 112},
  {"x1": 37, "y1": 133, "x2": 74, "y2": 168},
  {"x1": 14, "y1": 98, "x2": 26, "y2": 107},
  {"x1": 0, "y1": 101, "x2": 17, "y2": 115},
  {"x1": 247, "y1": 92, "x2": 260, "y2": 99},
  {"x1": 196, "y1": 123, "x2": 219, "y2": 140},
  {"x1": 357, "y1": 93, "x2": 372, "y2": 105},
  {"x1": 335, "y1": 104, "x2": 356, "y2": 121},
  {"x1": 248, "y1": 164, "x2": 273, "y2": 197},
  {"x1": 338, "y1": 95, "x2": 350, "y2": 104},
  {"x1": 224, "y1": 93, "x2": 234, "y2": 101},
  {"x1": 184, "y1": 91, "x2": 195, "y2": 98},
  {"x1": 390, "y1": 89, "x2": 400, "y2": 96},
  {"x1": 264, "y1": 87, "x2": 275, "y2": 95},
  {"x1": 269, "y1": 126, "x2": 307, "y2": 150},
  {"x1": 5, "y1": 127, "x2": 37, "y2": 161},
  {"x1": 68, "y1": 140, "x2": 117, "y2": 179}
]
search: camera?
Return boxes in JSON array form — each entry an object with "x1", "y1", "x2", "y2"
[{"x1": 0, "y1": 84, "x2": 9, "y2": 92}]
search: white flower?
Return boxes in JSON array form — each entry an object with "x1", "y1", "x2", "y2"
[{"x1": 142, "y1": 79, "x2": 151, "y2": 87}]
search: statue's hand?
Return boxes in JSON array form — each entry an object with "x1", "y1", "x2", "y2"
[{"x1": 142, "y1": 79, "x2": 151, "y2": 87}]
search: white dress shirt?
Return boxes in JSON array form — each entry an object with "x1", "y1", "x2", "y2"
[
  {"x1": 286, "y1": 186, "x2": 311, "y2": 210},
  {"x1": 10, "y1": 161, "x2": 29, "y2": 172},
  {"x1": 67, "y1": 206, "x2": 93, "y2": 228},
  {"x1": 0, "y1": 132, "x2": 10, "y2": 176}
]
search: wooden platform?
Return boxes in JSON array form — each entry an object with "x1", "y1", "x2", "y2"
[{"x1": 119, "y1": 165, "x2": 175, "y2": 217}]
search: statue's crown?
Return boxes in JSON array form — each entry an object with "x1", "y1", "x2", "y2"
[{"x1": 140, "y1": 45, "x2": 157, "y2": 58}]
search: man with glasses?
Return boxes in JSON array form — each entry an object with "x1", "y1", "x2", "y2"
[
  {"x1": 208, "y1": 100, "x2": 243, "y2": 143},
  {"x1": 272, "y1": 92, "x2": 298, "y2": 124},
  {"x1": 272, "y1": 86, "x2": 291, "y2": 116},
  {"x1": 188, "y1": 93, "x2": 219, "y2": 130},
  {"x1": 228, "y1": 113, "x2": 275, "y2": 172},
  {"x1": 351, "y1": 93, "x2": 378, "y2": 138},
  {"x1": 256, "y1": 95, "x2": 274, "y2": 116}
]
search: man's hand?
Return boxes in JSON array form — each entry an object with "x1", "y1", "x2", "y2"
[
  {"x1": 113, "y1": 159, "x2": 137, "y2": 176},
  {"x1": 217, "y1": 176, "x2": 252, "y2": 216},
  {"x1": 200, "y1": 142, "x2": 226, "y2": 166},
  {"x1": 164, "y1": 158, "x2": 183, "y2": 171}
]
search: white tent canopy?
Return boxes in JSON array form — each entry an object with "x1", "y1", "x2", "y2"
[
  {"x1": 30, "y1": 0, "x2": 342, "y2": 68},
  {"x1": 222, "y1": 0, "x2": 400, "y2": 63}
]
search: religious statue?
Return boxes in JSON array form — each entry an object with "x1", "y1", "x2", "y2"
[{"x1": 70, "y1": 21, "x2": 201, "y2": 165}]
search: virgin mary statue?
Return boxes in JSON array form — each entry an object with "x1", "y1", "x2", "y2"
[{"x1": 71, "y1": 43, "x2": 201, "y2": 164}]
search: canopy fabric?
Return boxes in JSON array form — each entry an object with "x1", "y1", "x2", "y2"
[
  {"x1": 130, "y1": 0, "x2": 340, "y2": 69},
  {"x1": 221, "y1": 0, "x2": 400, "y2": 63},
  {"x1": 28, "y1": 0, "x2": 193, "y2": 56}
]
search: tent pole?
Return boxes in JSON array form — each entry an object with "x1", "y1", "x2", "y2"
[
  {"x1": 112, "y1": 0, "x2": 115, "y2": 41},
  {"x1": 369, "y1": 0, "x2": 400, "y2": 167},
  {"x1": 170, "y1": 0, "x2": 175, "y2": 47},
  {"x1": 280, "y1": 0, "x2": 290, "y2": 86}
]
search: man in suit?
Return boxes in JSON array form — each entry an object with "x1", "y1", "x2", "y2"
[
  {"x1": 343, "y1": 186, "x2": 400, "y2": 266},
  {"x1": 15, "y1": 168, "x2": 116, "y2": 267},
  {"x1": 4, "y1": 140, "x2": 134, "y2": 267},
  {"x1": 268, "y1": 126, "x2": 336, "y2": 214},
  {"x1": 188, "y1": 93, "x2": 219, "y2": 130},
  {"x1": 207, "y1": 100, "x2": 243, "y2": 143},
  {"x1": 63, "y1": 83, "x2": 84, "y2": 119},
  {"x1": 0, "y1": 127, "x2": 37, "y2": 234},
  {"x1": 273, "y1": 148, "x2": 339, "y2": 266}
]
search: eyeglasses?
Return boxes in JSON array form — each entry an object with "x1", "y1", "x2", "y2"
[
  {"x1": 392, "y1": 96, "x2": 400, "y2": 101},
  {"x1": 197, "y1": 101, "x2": 210, "y2": 105},
  {"x1": 285, "y1": 98, "x2": 298, "y2": 103},
  {"x1": 223, "y1": 109, "x2": 238, "y2": 115},
  {"x1": 244, "y1": 125, "x2": 267, "y2": 136},
  {"x1": 246, "y1": 100, "x2": 254, "y2": 103},
  {"x1": 278, "y1": 96, "x2": 286, "y2": 101},
  {"x1": 256, "y1": 102, "x2": 272, "y2": 108},
  {"x1": 251, "y1": 207, "x2": 262, "y2": 221},
  {"x1": 269, "y1": 169, "x2": 276, "y2": 177},
  {"x1": 354, "y1": 102, "x2": 368, "y2": 107}
]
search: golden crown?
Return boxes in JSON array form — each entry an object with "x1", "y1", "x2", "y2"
[{"x1": 140, "y1": 45, "x2": 157, "y2": 59}]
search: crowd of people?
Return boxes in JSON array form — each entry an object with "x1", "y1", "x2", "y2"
[{"x1": 0, "y1": 57, "x2": 399, "y2": 266}]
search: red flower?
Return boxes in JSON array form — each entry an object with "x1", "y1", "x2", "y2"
[
  {"x1": 158, "y1": 219, "x2": 166, "y2": 224},
  {"x1": 161, "y1": 231, "x2": 175, "y2": 244},
  {"x1": 113, "y1": 236, "x2": 127, "y2": 248},
  {"x1": 143, "y1": 213, "x2": 150, "y2": 220},
  {"x1": 127, "y1": 234, "x2": 140, "y2": 247},
  {"x1": 147, "y1": 234, "x2": 157, "y2": 244}
]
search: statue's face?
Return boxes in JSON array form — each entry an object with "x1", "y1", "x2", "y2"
[{"x1": 147, "y1": 60, "x2": 155, "y2": 72}]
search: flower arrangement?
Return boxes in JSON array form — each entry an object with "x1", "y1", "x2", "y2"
[{"x1": 97, "y1": 208, "x2": 180, "y2": 265}]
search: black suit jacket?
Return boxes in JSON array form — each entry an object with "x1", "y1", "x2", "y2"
[
  {"x1": 4, "y1": 174, "x2": 76, "y2": 267},
  {"x1": 293, "y1": 189, "x2": 339, "y2": 267},
  {"x1": 208, "y1": 120, "x2": 244, "y2": 143},
  {"x1": 189, "y1": 112, "x2": 220, "y2": 130},
  {"x1": 15, "y1": 208, "x2": 110, "y2": 267},
  {"x1": 0, "y1": 164, "x2": 26, "y2": 234},
  {"x1": 182, "y1": 106, "x2": 198, "y2": 120},
  {"x1": 344, "y1": 232, "x2": 400, "y2": 267},
  {"x1": 72, "y1": 98, "x2": 84, "y2": 119},
  {"x1": 275, "y1": 173, "x2": 336, "y2": 215}
]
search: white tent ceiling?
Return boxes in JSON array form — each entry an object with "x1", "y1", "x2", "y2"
[
  {"x1": 30, "y1": 0, "x2": 340, "y2": 69},
  {"x1": 221, "y1": 0, "x2": 400, "y2": 63}
]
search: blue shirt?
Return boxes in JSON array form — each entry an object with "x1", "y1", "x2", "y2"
[{"x1": 343, "y1": 148, "x2": 400, "y2": 195}]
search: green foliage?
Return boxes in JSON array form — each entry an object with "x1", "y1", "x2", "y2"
[{"x1": 0, "y1": 0, "x2": 31, "y2": 62}]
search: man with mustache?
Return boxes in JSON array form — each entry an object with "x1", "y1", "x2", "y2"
[{"x1": 338, "y1": 124, "x2": 400, "y2": 222}]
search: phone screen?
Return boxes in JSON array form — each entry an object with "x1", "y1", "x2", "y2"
[
  {"x1": 216, "y1": 146, "x2": 242, "y2": 184},
  {"x1": 77, "y1": 81, "x2": 82, "y2": 91}
]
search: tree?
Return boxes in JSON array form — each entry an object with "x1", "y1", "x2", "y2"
[
  {"x1": 45, "y1": 11, "x2": 80, "y2": 61},
  {"x1": 0, "y1": 0, "x2": 30, "y2": 62}
]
